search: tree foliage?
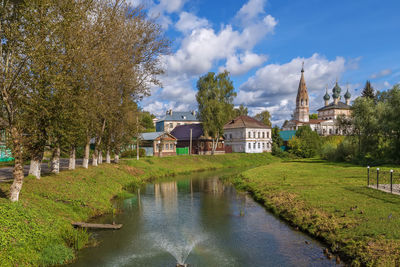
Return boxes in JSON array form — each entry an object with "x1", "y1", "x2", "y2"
[
  {"x1": 361, "y1": 80, "x2": 375, "y2": 99},
  {"x1": 0, "y1": 0, "x2": 168, "y2": 201},
  {"x1": 233, "y1": 104, "x2": 248, "y2": 117},
  {"x1": 288, "y1": 126, "x2": 321, "y2": 158},
  {"x1": 254, "y1": 110, "x2": 271, "y2": 126},
  {"x1": 196, "y1": 71, "x2": 236, "y2": 154}
]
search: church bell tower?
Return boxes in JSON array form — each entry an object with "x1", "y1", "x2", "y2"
[{"x1": 293, "y1": 63, "x2": 309, "y2": 122}]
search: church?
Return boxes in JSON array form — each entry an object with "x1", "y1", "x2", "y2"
[{"x1": 282, "y1": 65, "x2": 352, "y2": 136}]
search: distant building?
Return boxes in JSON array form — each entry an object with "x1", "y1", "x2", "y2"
[
  {"x1": 156, "y1": 110, "x2": 200, "y2": 132},
  {"x1": 223, "y1": 115, "x2": 272, "y2": 153},
  {"x1": 279, "y1": 130, "x2": 296, "y2": 151},
  {"x1": 171, "y1": 124, "x2": 225, "y2": 155},
  {"x1": 282, "y1": 65, "x2": 352, "y2": 136},
  {"x1": 139, "y1": 132, "x2": 177, "y2": 157}
]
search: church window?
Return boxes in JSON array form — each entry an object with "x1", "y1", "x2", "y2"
[
  {"x1": 258, "y1": 132, "x2": 260, "y2": 138},
  {"x1": 253, "y1": 143, "x2": 256, "y2": 149},
  {"x1": 248, "y1": 132, "x2": 251, "y2": 138},
  {"x1": 258, "y1": 143, "x2": 260, "y2": 149},
  {"x1": 305, "y1": 99, "x2": 308, "y2": 105},
  {"x1": 267, "y1": 132, "x2": 270, "y2": 138},
  {"x1": 253, "y1": 132, "x2": 256, "y2": 138},
  {"x1": 248, "y1": 143, "x2": 251, "y2": 149},
  {"x1": 301, "y1": 99, "x2": 304, "y2": 106},
  {"x1": 262, "y1": 132, "x2": 265, "y2": 138},
  {"x1": 262, "y1": 143, "x2": 265, "y2": 148}
]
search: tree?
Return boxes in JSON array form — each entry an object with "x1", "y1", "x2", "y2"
[
  {"x1": 361, "y1": 80, "x2": 375, "y2": 99},
  {"x1": 254, "y1": 110, "x2": 271, "y2": 126},
  {"x1": 288, "y1": 126, "x2": 321, "y2": 158},
  {"x1": 233, "y1": 104, "x2": 248, "y2": 117},
  {"x1": 309, "y1": 113, "x2": 318, "y2": 120},
  {"x1": 196, "y1": 71, "x2": 236, "y2": 154},
  {"x1": 271, "y1": 126, "x2": 284, "y2": 155},
  {"x1": 141, "y1": 111, "x2": 156, "y2": 132}
]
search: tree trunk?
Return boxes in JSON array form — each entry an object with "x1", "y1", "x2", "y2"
[
  {"x1": 29, "y1": 150, "x2": 43, "y2": 179},
  {"x1": 114, "y1": 154, "x2": 119, "y2": 164},
  {"x1": 98, "y1": 150, "x2": 102, "y2": 164},
  {"x1": 9, "y1": 127, "x2": 24, "y2": 202},
  {"x1": 51, "y1": 145, "x2": 60, "y2": 174},
  {"x1": 83, "y1": 140, "x2": 90, "y2": 169},
  {"x1": 106, "y1": 148, "x2": 111, "y2": 163},
  {"x1": 92, "y1": 146, "x2": 98, "y2": 166},
  {"x1": 68, "y1": 146, "x2": 76, "y2": 170}
]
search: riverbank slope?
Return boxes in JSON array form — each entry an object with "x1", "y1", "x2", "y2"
[
  {"x1": 0, "y1": 153, "x2": 276, "y2": 266},
  {"x1": 231, "y1": 158, "x2": 400, "y2": 266}
]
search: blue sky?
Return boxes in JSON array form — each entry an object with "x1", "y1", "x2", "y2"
[{"x1": 129, "y1": 0, "x2": 400, "y2": 126}]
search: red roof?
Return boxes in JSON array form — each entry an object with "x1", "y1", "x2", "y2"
[{"x1": 224, "y1": 115, "x2": 271, "y2": 129}]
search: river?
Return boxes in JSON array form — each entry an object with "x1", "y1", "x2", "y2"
[{"x1": 69, "y1": 169, "x2": 338, "y2": 267}]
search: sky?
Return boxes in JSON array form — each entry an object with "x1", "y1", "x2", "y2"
[{"x1": 128, "y1": 0, "x2": 400, "y2": 126}]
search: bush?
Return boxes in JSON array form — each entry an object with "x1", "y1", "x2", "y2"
[
  {"x1": 288, "y1": 126, "x2": 321, "y2": 158},
  {"x1": 121, "y1": 148, "x2": 146, "y2": 158}
]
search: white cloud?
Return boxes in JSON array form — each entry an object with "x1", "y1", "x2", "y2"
[
  {"x1": 370, "y1": 68, "x2": 392, "y2": 79},
  {"x1": 238, "y1": 53, "x2": 347, "y2": 124},
  {"x1": 221, "y1": 51, "x2": 267, "y2": 75},
  {"x1": 235, "y1": 0, "x2": 267, "y2": 26},
  {"x1": 126, "y1": 0, "x2": 141, "y2": 8},
  {"x1": 175, "y1": 12, "x2": 209, "y2": 33},
  {"x1": 147, "y1": 0, "x2": 187, "y2": 29}
]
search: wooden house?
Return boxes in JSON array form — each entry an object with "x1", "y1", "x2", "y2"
[{"x1": 139, "y1": 132, "x2": 177, "y2": 157}]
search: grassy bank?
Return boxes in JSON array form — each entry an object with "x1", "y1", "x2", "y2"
[
  {"x1": 0, "y1": 153, "x2": 275, "y2": 266},
  {"x1": 231, "y1": 159, "x2": 400, "y2": 266}
]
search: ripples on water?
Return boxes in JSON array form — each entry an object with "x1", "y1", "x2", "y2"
[{"x1": 69, "y1": 170, "x2": 340, "y2": 267}]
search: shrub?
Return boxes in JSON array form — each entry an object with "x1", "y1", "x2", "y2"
[
  {"x1": 288, "y1": 126, "x2": 321, "y2": 158},
  {"x1": 121, "y1": 148, "x2": 146, "y2": 158}
]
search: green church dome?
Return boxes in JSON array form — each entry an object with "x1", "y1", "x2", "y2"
[
  {"x1": 332, "y1": 82, "x2": 341, "y2": 99},
  {"x1": 344, "y1": 89, "x2": 351, "y2": 99},
  {"x1": 323, "y1": 91, "x2": 330, "y2": 101}
]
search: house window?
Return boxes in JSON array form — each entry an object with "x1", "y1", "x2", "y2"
[
  {"x1": 253, "y1": 132, "x2": 256, "y2": 138},
  {"x1": 229, "y1": 134, "x2": 232, "y2": 139},
  {"x1": 218, "y1": 142, "x2": 222, "y2": 148},
  {"x1": 258, "y1": 143, "x2": 260, "y2": 149},
  {"x1": 169, "y1": 123, "x2": 173, "y2": 128},
  {"x1": 258, "y1": 132, "x2": 260, "y2": 138},
  {"x1": 267, "y1": 143, "x2": 270, "y2": 148},
  {"x1": 329, "y1": 129, "x2": 332, "y2": 134},
  {"x1": 208, "y1": 142, "x2": 212, "y2": 148},
  {"x1": 262, "y1": 143, "x2": 265, "y2": 148},
  {"x1": 253, "y1": 143, "x2": 256, "y2": 149},
  {"x1": 177, "y1": 123, "x2": 181, "y2": 126},
  {"x1": 267, "y1": 132, "x2": 270, "y2": 138},
  {"x1": 262, "y1": 132, "x2": 265, "y2": 138},
  {"x1": 248, "y1": 132, "x2": 251, "y2": 138},
  {"x1": 200, "y1": 142, "x2": 204, "y2": 148},
  {"x1": 248, "y1": 143, "x2": 251, "y2": 149}
]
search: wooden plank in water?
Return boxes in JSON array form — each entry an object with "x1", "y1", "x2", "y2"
[{"x1": 72, "y1": 222, "x2": 123, "y2": 230}]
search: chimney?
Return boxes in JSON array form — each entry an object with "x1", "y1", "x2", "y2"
[
  {"x1": 166, "y1": 109, "x2": 172, "y2": 115},
  {"x1": 191, "y1": 110, "x2": 196, "y2": 116}
]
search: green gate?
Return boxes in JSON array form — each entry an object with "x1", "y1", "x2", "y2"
[
  {"x1": 176, "y1": 147, "x2": 189, "y2": 155},
  {"x1": 0, "y1": 145, "x2": 13, "y2": 162}
]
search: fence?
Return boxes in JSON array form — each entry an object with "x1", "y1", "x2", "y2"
[
  {"x1": 367, "y1": 167, "x2": 400, "y2": 195},
  {"x1": 176, "y1": 147, "x2": 189, "y2": 155}
]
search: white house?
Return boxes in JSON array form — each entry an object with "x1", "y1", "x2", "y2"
[{"x1": 223, "y1": 115, "x2": 272, "y2": 153}]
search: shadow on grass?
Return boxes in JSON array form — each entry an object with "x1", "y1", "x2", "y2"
[
  {"x1": 344, "y1": 186, "x2": 400, "y2": 205},
  {"x1": 0, "y1": 187, "x2": 8, "y2": 199}
]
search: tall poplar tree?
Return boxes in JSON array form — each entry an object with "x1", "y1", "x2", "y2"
[{"x1": 196, "y1": 71, "x2": 236, "y2": 154}]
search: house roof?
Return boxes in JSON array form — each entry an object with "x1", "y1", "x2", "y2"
[
  {"x1": 279, "y1": 130, "x2": 296, "y2": 141},
  {"x1": 317, "y1": 101, "x2": 351, "y2": 111},
  {"x1": 158, "y1": 111, "x2": 199, "y2": 122},
  {"x1": 170, "y1": 124, "x2": 204, "y2": 141},
  {"x1": 139, "y1": 132, "x2": 176, "y2": 141},
  {"x1": 223, "y1": 115, "x2": 271, "y2": 130}
]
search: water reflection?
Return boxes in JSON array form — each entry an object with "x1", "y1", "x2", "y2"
[{"x1": 70, "y1": 170, "x2": 339, "y2": 267}]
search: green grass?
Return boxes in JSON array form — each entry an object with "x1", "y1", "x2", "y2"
[
  {"x1": 0, "y1": 153, "x2": 275, "y2": 266},
  {"x1": 231, "y1": 158, "x2": 400, "y2": 266}
]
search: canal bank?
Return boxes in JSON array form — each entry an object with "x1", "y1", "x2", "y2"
[
  {"x1": 230, "y1": 159, "x2": 400, "y2": 266},
  {"x1": 0, "y1": 153, "x2": 276, "y2": 266}
]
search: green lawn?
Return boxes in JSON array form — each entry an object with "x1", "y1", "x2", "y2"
[
  {"x1": 0, "y1": 153, "x2": 275, "y2": 266},
  {"x1": 232, "y1": 159, "x2": 400, "y2": 266}
]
